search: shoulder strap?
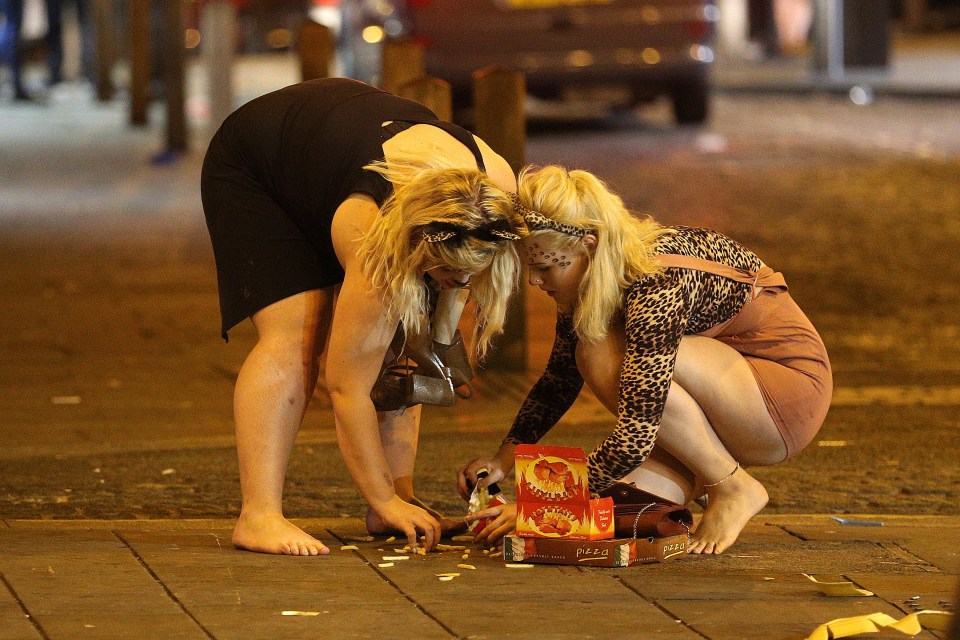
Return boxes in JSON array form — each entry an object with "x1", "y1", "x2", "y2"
[{"x1": 656, "y1": 254, "x2": 787, "y2": 289}]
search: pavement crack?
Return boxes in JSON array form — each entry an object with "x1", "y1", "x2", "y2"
[
  {"x1": 879, "y1": 541, "x2": 942, "y2": 572},
  {"x1": 777, "y1": 524, "x2": 809, "y2": 541},
  {"x1": 1, "y1": 571, "x2": 51, "y2": 640},
  {"x1": 113, "y1": 531, "x2": 219, "y2": 640},
  {"x1": 326, "y1": 529, "x2": 462, "y2": 639},
  {"x1": 616, "y1": 577, "x2": 711, "y2": 639}
]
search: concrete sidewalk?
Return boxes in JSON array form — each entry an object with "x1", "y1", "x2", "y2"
[{"x1": 1, "y1": 515, "x2": 957, "y2": 639}]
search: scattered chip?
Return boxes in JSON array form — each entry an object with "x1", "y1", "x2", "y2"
[
  {"x1": 340, "y1": 545, "x2": 359, "y2": 551},
  {"x1": 451, "y1": 535, "x2": 475, "y2": 542},
  {"x1": 456, "y1": 563, "x2": 476, "y2": 570},
  {"x1": 378, "y1": 562, "x2": 394, "y2": 568},
  {"x1": 385, "y1": 536, "x2": 396, "y2": 543},
  {"x1": 382, "y1": 556, "x2": 409, "y2": 561},
  {"x1": 505, "y1": 563, "x2": 535, "y2": 569},
  {"x1": 439, "y1": 576, "x2": 455, "y2": 581},
  {"x1": 281, "y1": 611, "x2": 320, "y2": 616}
]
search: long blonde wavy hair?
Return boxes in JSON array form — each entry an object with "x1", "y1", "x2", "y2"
[
  {"x1": 516, "y1": 165, "x2": 672, "y2": 343},
  {"x1": 360, "y1": 151, "x2": 525, "y2": 357}
]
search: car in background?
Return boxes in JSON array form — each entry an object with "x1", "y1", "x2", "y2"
[{"x1": 342, "y1": 0, "x2": 718, "y2": 125}]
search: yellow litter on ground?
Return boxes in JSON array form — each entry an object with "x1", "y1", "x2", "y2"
[
  {"x1": 803, "y1": 574, "x2": 874, "y2": 597},
  {"x1": 804, "y1": 610, "x2": 952, "y2": 640},
  {"x1": 339, "y1": 545, "x2": 358, "y2": 551}
]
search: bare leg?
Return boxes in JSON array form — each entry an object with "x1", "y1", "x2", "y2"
[
  {"x1": 576, "y1": 329, "x2": 696, "y2": 504},
  {"x1": 231, "y1": 289, "x2": 334, "y2": 556},
  {"x1": 365, "y1": 405, "x2": 421, "y2": 533},
  {"x1": 577, "y1": 330, "x2": 786, "y2": 554}
]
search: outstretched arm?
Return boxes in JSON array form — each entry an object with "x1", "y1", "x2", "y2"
[{"x1": 328, "y1": 194, "x2": 441, "y2": 549}]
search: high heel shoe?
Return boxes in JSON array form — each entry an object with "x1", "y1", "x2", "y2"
[
  {"x1": 432, "y1": 330, "x2": 475, "y2": 399},
  {"x1": 370, "y1": 326, "x2": 456, "y2": 412},
  {"x1": 370, "y1": 362, "x2": 456, "y2": 412}
]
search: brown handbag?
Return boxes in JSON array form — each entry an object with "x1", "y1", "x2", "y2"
[{"x1": 597, "y1": 482, "x2": 693, "y2": 539}]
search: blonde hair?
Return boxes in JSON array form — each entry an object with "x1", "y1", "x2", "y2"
[
  {"x1": 516, "y1": 165, "x2": 671, "y2": 343},
  {"x1": 360, "y1": 151, "x2": 525, "y2": 357}
]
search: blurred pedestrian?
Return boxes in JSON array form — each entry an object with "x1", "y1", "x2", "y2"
[
  {"x1": 201, "y1": 77, "x2": 523, "y2": 556},
  {"x1": 0, "y1": 0, "x2": 30, "y2": 99},
  {"x1": 43, "y1": 0, "x2": 93, "y2": 86},
  {"x1": 460, "y1": 165, "x2": 832, "y2": 554}
]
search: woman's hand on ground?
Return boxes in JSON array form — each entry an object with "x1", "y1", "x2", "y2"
[
  {"x1": 457, "y1": 458, "x2": 505, "y2": 501},
  {"x1": 465, "y1": 502, "x2": 517, "y2": 545},
  {"x1": 375, "y1": 496, "x2": 442, "y2": 551}
]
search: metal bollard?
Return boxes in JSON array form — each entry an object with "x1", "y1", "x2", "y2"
[
  {"x1": 398, "y1": 76, "x2": 452, "y2": 122},
  {"x1": 380, "y1": 38, "x2": 425, "y2": 95},
  {"x1": 298, "y1": 20, "x2": 335, "y2": 81},
  {"x1": 92, "y1": 0, "x2": 116, "y2": 102},
  {"x1": 202, "y1": 1, "x2": 237, "y2": 131},
  {"x1": 129, "y1": 0, "x2": 150, "y2": 126},
  {"x1": 162, "y1": 0, "x2": 187, "y2": 152},
  {"x1": 472, "y1": 66, "x2": 527, "y2": 371}
]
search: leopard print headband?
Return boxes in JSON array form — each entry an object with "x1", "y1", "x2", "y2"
[
  {"x1": 420, "y1": 219, "x2": 521, "y2": 245},
  {"x1": 509, "y1": 193, "x2": 589, "y2": 238}
]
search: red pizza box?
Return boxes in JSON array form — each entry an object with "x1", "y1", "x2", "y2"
[
  {"x1": 503, "y1": 533, "x2": 688, "y2": 567},
  {"x1": 515, "y1": 497, "x2": 615, "y2": 540},
  {"x1": 514, "y1": 444, "x2": 590, "y2": 505}
]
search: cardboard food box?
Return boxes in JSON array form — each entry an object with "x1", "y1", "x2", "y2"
[
  {"x1": 513, "y1": 444, "x2": 614, "y2": 540},
  {"x1": 503, "y1": 533, "x2": 688, "y2": 567},
  {"x1": 514, "y1": 444, "x2": 590, "y2": 505},
  {"x1": 515, "y1": 497, "x2": 615, "y2": 540}
]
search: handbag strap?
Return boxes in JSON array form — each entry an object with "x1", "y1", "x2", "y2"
[{"x1": 631, "y1": 503, "x2": 656, "y2": 539}]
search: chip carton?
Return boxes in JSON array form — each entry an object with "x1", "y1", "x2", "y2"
[
  {"x1": 513, "y1": 444, "x2": 613, "y2": 540},
  {"x1": 515, "y1": 497, "x2": 614, "y2": 540},
  {"x1": 503, "y1": 534, "x2": 688, "y2": 567},
  {"x1": 514, "y1": 444, "x2": 590, "y2": 505}
]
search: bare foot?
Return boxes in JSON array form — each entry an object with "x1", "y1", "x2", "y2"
[
  {"x1": 232, "y1": 512, "x2": 329, "y2": 556},
  {"x1": 688, "y1": 467, "x2": 768, "y2": 555}
]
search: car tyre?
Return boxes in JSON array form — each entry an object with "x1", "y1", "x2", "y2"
[{"x1": 670, "y1": 76, "x2": 710, "y2": 125}]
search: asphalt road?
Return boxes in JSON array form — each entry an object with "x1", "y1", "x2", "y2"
[{"x1": 1, "y1": 89, "x2": 958, "y2": 522}]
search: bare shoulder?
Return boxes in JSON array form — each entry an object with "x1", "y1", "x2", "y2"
[
  {"x1": 331, "y1": 193, "x2": 380, "y2": 268},
  {"x1": 382, "y1": 124, "x2": 517, "y2": 192}
]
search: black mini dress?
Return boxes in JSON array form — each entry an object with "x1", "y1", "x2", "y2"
[{"x1": 200, "y1": 78, "x2": 485, "y2": 339}]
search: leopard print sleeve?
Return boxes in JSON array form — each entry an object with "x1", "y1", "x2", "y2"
[
  {"x1": 586, "y1": 271, "x2": 690, "y2": 490},
  {"x1": 503, "y1": 313, "x2": 584, "y2": 446}
]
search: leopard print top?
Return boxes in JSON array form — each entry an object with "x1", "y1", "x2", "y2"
[{"x1": 503, "y1": 226, "x2": 764, "y2": 490}]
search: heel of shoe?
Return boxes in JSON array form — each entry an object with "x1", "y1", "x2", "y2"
[
  {"x1": 435, "y1": 330, "x2": 475, "y2": 398},
  {"x1": 370, "y1": 363, "x2": 456, "y2": 411}
]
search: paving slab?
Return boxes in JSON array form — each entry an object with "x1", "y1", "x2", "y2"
[
  {"x1": 119, "y1": 529, "x2": 453, "y2": 640},
  {"x1": 656, "y1": 595, "x2": 934, "y2": 640},
  {"x1": 324, "y1": 526, "x2": 701, "y2": 640},
  {"x1": 0, "y1": 579, "x2": 43, "y2": 640},
  {"x1": 0, "y1": 529, "x2": 206, "y2": 639}
]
